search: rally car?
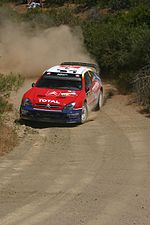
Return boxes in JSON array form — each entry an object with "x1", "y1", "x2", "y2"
[{"x1": 20, "y1": 62, "x2": 103, "y2": 124}]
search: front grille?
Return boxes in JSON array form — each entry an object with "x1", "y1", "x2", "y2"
[
  {"x1": 36, "y1": 111, "x2": 61, "y2": 118},
  {"x1": 30, "y1": 111, "x2": 66, "y2": 120},
  {"x1": 21, "y1": 108, "x2": 81, "y2": 123},
  {"x1": 35, "y1": 104, "x2": 60, "y2": 109}
]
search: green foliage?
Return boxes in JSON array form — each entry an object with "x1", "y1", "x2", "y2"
[
  {"x1": 0, "y1": 6, "x2": 23, "y2": 24},
  {"x1": 45, "y1": 0, "x2": 98, "y2": 6},
  {"x1": 84, "y1": 0, "x2": 97, "y2": 7},
  {"x1": 116, "y1": 72, "x2": 134, "y2": 94},
  {"x1": 82, "y1": 4, "x2": 150, "y2": 106},
  {"x1": 23, "y1": 7, "x2": 78, "y2": 27},
  {"x1": 46, "y1": 8, "x2": 78, "y2": 25},
  {"x1": 0, "y1": 97, "x2": 12, "y2": 115},
  {"x1": 109, "y1": 0, "x2": 131, "y2": 10},
  {"x1": 82, "y1": 6, "x2": 150, "y2": 84},
  {"x1": 0, "y1": 0, "x2": 16, "y2": 2},
  {"x1": 1, "y1": 0, "x2": 149, "y2": 8},
  {"x1": 134, "y1": 65, "x2": 150, "y2": 111},
  {"x1": 120, "y1": 6, "x2": 150, "y2": 27},
  {"x1": 0, "y1": 0, "x2": 21, "y2": 6},
  {"x1": 45, "y1": 0, "x2": 67, "y2": 6},
  {"x1": 145, "y1": 87, "x2": 150, "y2": 111},
  {"x1": 0, "y1": 73, "x2": 24, "y2": 93},
  {"x1": 0, "y1": 73, "x2": 24, "y2": 117},
  {"x1": 143, "y1": 87, "x2": 150, "y2": 111},
  {"x1": 0, "y1": 1, "x2": 150, "y2": 109},
  {"x1": 45, "y1": 0, "x2": 150, "y2": 8}
]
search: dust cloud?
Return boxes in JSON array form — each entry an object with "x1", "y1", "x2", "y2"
[{"x1": 0, "y1": 21, "x2": 94, "y2": 77}]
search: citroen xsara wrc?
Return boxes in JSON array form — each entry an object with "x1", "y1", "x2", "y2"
[{"x1": 20, "y1": 62, "x2": 103, "y2": 124}]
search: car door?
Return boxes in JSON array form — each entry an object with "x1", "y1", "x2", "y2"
[
  {"x1": 84, "y1": 71, "x2": 95, "y2": 108},
  {"x1": 88, "y1": 70, "x2": 101, "y2": 106}
]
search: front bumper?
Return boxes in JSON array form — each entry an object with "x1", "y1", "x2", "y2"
[{"x1": 20, "y1": 106, "x2": 82, "y2": 123}]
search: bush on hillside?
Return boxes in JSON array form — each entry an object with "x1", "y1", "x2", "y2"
[
  {"x1": 45, "y1": 0, "x2": 68, "y2": 6},
  {"x1": 109, "y1": 0, "x2": 131, "y2": 10},
  {"x1": 82, "y1": 6, "x2": 150, "y2": 89},
  {"x1": 45, "y1": 0, "x2": 150, "y2": 8},
  {"x1": 0, "y1": 97, "x2": 12, "y2": 115},
  {"x1": 0, "y1": 73, "x2": 24, "y2": 94},
  {"x1": 134, "y1": 65, "x2": 150, "y2": 111},
  {"x1": 0, "y1": 73, "x2": 24, "y2": 118},
  {"x1": 0, "y1": 0, "x2": 23, "y2": 5}
]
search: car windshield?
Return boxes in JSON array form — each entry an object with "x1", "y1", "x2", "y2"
[{"x1": 36, "y1": 72, "x2": 82, "y2": 91}]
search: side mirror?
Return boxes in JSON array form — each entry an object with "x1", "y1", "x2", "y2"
[{"x1": 32, "y1": 83, "x2": 35, "y2": 87}]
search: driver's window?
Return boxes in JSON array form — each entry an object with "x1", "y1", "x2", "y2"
[
  {"x1": 84, "y1": 72, "x2": 92, "y2": 92},
  {"x1": 88, "y1": 71, "x2": 94, "y2": 81}
]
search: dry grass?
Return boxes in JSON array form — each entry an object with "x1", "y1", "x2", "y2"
[{"x1": 0, "y1": 124, "x2": 18, "y2": 156}]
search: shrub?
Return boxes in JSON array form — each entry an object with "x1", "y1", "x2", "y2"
[
  {"x1": 47, "y1": 8, "x2": 79, "y2": 25},
  {"x1": 116, "y1": 72, "x2": 134, "y2": 94},
  {"x1": 0, "y1": 73, "x2": 24, "y2": 94},
  {"x1": 83, "y1": 21, "x2": 131, "y2": 75},
  {"x1": 82, "y1": 6, "x2": 150, "y2": 77},
  {"x1": 0, "y1": 73, "x2": 24, "y2": 118},
  {"x1": 134, "y1": 65, "x2": 150, "y2": 111},
  {"x1": 109, "y1": 0, "x2": 131, "y2": 10},
  {"x1": 0, "y1": 97, "x2": 12, "y2": 115},
  {"x1": 0, "y1": 6, "x2": 23, "y2": 24},
  {"x1": 45, "y1": 0, "x2": 68, "y2": 6}
]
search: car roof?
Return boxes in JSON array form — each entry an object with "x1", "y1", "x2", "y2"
[{"x1": 46, "y1": 65, "x2": 92, "y2": 75}]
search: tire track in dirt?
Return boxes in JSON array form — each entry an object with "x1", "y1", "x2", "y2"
[
  {"x1": 0, "y1": 85, "x2": 150, "y2": 225},
  {"x1": 0, "y1": 112, "x2": 133, "y2": 225}
]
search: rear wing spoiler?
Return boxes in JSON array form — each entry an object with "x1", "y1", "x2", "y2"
[{"x1": 60, "y1": 62, "x2": 100, "y2": 74}]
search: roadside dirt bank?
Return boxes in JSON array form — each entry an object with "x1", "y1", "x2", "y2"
[{"x1": 0, "y1": 81, "x2": 150, "y2": 225}]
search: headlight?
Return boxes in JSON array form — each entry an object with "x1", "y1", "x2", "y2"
[
  {"x1": 64, "y1": 102, "x2": 76, "y2": 110},
  {"x1": 22, "y1": 98, "x2": 32, "y2": 107}
]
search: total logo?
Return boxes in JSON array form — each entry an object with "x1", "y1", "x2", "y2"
[{"x1": 39, "y1": 99, "x2": 60, "y2": 104}]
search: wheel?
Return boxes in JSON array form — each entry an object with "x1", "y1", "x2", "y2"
[
  {"x1": 96, "y1": 91, "x2": 103, "y2": 110},
  {"x1": 80, "y1": 103, "x2": 88, "y2": 124}
]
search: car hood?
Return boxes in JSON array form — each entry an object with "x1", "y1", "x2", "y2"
[{"x1": 25, "y1": 87, "x2": 81, "y2": 110}]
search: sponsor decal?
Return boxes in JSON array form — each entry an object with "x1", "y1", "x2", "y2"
[
  {"x1": 61, "y1": 92, "x2": 77, "y2": 97},
  {"x1": 92, "y1": 83, "x2": 99, "y2": 92},
  {"x1": 39, "y1": 99, "x2": 60, "y2": 104},
  {"x1": 60, "y1": 65, "x2": 80, "y2": 69},
  {"x1": 46, "y1": 90, "x2": 59, "y2": 96}
]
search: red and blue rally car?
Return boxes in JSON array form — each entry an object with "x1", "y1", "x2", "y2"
[{"x1": 20, "y1": 62, "x2": 103, "y2": 124}]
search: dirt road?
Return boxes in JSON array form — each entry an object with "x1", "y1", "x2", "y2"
[{"x1": 0, "y1": 84, "x2": 150, "y2": 225}]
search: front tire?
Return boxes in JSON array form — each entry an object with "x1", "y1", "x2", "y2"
[{"x1": 80, "y1": 103, "x2": 88, "y2": 124}]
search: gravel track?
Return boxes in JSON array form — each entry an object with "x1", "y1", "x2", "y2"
[{"x1": 0, "y1": 85, "x2": 150, "y2": 225}]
